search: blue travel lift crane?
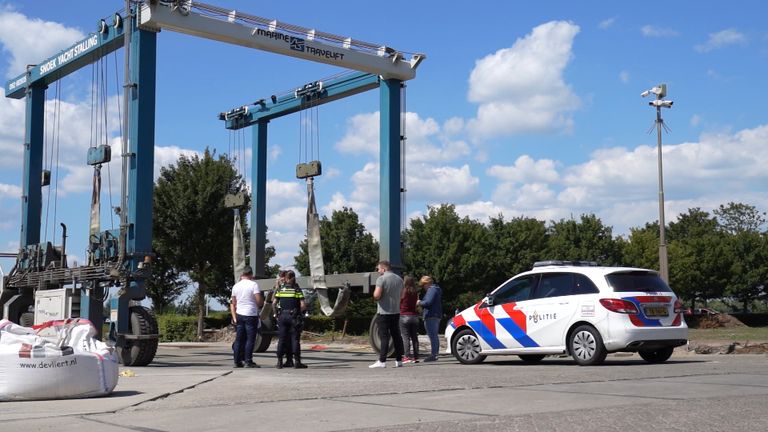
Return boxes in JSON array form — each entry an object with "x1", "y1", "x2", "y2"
[
  {"x1": 1, "y1": 1, "x2": 424, "y2": 365},
  {"x1": 219, "y1": 71, "x2": 407, "y2": 352}
]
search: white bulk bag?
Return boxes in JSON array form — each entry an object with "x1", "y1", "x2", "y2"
[{"x1": 0, "y1": 318, "x2": 119, "y2": 401}]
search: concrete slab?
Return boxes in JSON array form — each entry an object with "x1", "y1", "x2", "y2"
[{"x1": 0, "y1": 368, "x2": 229, "y2": 421}]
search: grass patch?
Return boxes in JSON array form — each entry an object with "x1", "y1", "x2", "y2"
[{"x1": 688, "y1": 326, "x2": 768, "y2": 342}]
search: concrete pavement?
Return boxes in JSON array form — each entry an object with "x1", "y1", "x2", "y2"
[{"x1": 1, "y1": 342, "x2": 767, "y2": 431}]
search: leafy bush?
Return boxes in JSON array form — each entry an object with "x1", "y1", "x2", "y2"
[
  {"x1": 204, "y1": 310, "x2": 231, "y2": 329},
  {"x1": 157, "y1": 314, "x2": 197, "y2": 342}
]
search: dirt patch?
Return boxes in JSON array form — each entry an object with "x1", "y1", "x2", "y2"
[
  {"x1": 203, "y1": 327, "x2": 235, "y2": 343},
  {"x1": 689, "y1": 341, "x2": 768, "y2": 354},
  {"x1": 695, "y1": 313, "x2": 747, "y2": 329}
]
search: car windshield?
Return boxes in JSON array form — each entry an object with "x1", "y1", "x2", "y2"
[{"x1": 605, "y1": 271, "x2": 672, "y2": 293}]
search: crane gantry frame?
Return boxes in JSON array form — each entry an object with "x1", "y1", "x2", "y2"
[{"x1": 2, "y1": 0, "x2": 425, "y2": 365}]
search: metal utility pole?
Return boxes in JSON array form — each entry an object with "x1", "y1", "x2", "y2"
[{"x1": 641, "y1": 84, "x2": 673, "y2": 283}]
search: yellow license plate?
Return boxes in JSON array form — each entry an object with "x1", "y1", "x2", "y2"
[{"x1": 644, "y1": 307, "x2": 668, "y2": 317}]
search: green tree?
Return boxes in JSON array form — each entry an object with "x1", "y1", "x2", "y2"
[
  {"x1": 667, "y1": 208, "x2": 727, "y2": 307},
  {"x1": 402, "y1": 204, "x2": 489, "y2": 313},
  {"x1": 545, "y1": 214, "x2": 621, "y2": 264},
  {"x1": 714, "y1": 202, "x2": 766, "y2": 235},
  {"x1": 145, "y1": 252, "x2": 186, "y2": 314},
  {"x1": 620, "y1": 222, "x2": 661, "y2": 270},
  {"x1": 712, "y1": 202, "x2": 768, "y2": 311},
  {"x1": 723, "y1": 231, "x2": 768, "y2": 312},
  {"x1": 153, "y1": 149, "x2": 248, "y2": 340},
  {"x1": 486, "y1": 215, "x2": 548, "y2": 286}
]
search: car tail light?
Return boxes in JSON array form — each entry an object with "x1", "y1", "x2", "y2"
[
  {"x1": 599, "y1": 298, "x2": 639, "y2": 314},
  {"x1": 673, "y1": 299, "x2": 684, "y2": 314}
]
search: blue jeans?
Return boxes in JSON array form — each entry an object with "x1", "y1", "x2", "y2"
[
  {"x1": 424, "y1": 317, "x2": 441, "y2": 357},
  {"x1": 399, "y1": 315, "x2": 420, "y2": 359},
  {"x1": 233, "y1": 314, "x2": 259, "y2": 364}
]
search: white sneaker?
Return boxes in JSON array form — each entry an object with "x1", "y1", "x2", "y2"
[
  {"x1": 368, "y1": 360, "x2": 386, "y2": 368},
  {"x1": 393, "y1": 360, "x2": 403, "y2": 368}
]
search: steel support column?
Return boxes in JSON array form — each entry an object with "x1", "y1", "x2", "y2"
[
  {"x1": 250, "y1": 121, "x2": 268, "y2": 278},
  {"x1": 117, "y1": 26, "x2": 157, "y2": 333},
  {"x1": 379, "y1": 79, "x2": 402, "y2": 268},
  {"x1": 20, "y1": 84, "x2": 46, "y2": 248}
]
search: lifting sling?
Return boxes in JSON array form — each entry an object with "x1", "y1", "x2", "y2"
[{"x1": 305, "y1": 177, "x2": 350, "y2": 317}]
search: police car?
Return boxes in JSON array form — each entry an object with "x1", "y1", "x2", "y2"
[{"x1": 445, "y1": 261, "x2": 688, "y2": 366}]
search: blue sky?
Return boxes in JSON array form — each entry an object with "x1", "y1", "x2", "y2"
[{"x1": 1, "y1": 0, "x2": 767, "y2": 275}]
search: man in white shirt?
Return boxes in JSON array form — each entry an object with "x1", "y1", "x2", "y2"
[{"x1": 230, "y1": 266, "x2": 264, "y2": 368}]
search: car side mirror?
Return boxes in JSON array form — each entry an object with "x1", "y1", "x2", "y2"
[{"x1": 485, "y1": 295, "x2": 494, "y2": 306}]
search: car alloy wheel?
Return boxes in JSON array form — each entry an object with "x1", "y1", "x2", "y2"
[
  {"x1": 569, "y1": 325, "x2": 607, "y2": 366},
  {"x1": 453, "y1": 329, "x2": 486, "y2": 364}
]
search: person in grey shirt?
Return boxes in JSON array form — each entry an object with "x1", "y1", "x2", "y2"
[{"x1": 369, "y1": 260, "x2": 405, "y2": 368}]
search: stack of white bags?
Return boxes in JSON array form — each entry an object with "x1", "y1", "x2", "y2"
[{"x1": 0, "y1": 318, "x2": 119, "y2": 401}]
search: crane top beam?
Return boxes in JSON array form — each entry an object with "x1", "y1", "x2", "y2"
[
  {"x1": 220, "y1": 71, "x2": 380, "y2": 130},
  {"x1": 138, "y1": 1, "x2": 424, "y2": 81},
  {"x1": 4, "y1": 15, "x2": 126, "y2": 99}
]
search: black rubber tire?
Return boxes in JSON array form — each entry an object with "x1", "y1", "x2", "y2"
[
  {"x1": 19, "y1": 312, "x2": 35, "y2": 327},
  {"x1": 518, "y1": 354, "x2": 546, "y2": 364},
  {"x1": 569, "y1": 325, "x2": 607, "y2": 366},
  {"x1": 452, "y1": 328, "x2": 486, "y2": 365},
  {"x1": 253, "y1": 332, "x2": 272, "y2": 352},
  {"x1": 118, "y1": 306, "x2": 159, "y2": 366},
  {"x1": 638, "y1": 347, "x2": 674, "y2": 363},
  {"x1": 369, "y1": 314, "x2": 395, "y2": 358}
]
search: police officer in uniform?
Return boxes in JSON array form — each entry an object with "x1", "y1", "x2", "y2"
[{"x1": 273, "y1": 270, "x2": 307, "y2": 369}]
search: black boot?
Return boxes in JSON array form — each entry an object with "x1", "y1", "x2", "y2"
[
  {"x1": 293, "y1": 356, "x2": 307, "y2": 369},
  {"x1": 276, "y1": 356, "x2": 283, "y2": 369},
  {"x1": 284, "y1": 358, "x2": 294, "y2": 368}
]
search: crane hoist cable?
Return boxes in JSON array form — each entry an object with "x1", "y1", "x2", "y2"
[
  {"x1": 86, "y1": 52, "x2": 121, "y2": 265},
  {"x1": 42, "y1": 80, "x2": 62, "y2": 245},
  {"x1": 297, "y1": 89, "x2": 350, "y2": 317}
]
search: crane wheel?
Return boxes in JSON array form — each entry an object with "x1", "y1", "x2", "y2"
[
  {"x1": 368, "y1": 314, "x2": 396, "y2": 358},
  {"x1": 253, "y1": 333, "x2": 272, "y2": 352},
  {"x1": 19, "y1": 312, "x2": 35, "y2": 327},
  {"x1": 118, "y1": 306, "x2": 159, "y2": 366}
]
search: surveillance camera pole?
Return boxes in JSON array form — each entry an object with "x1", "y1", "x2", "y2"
[{"x1": 650, "y1": 84, "x2": 670, "y2": 283}]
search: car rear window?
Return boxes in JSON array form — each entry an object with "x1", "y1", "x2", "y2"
[{"x1": 605, "y1": 271, "x2": 672, "y2": 293}]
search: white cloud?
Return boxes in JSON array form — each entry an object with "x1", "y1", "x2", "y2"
[
  {"x1": 266, "y1": 179, "x2": 305, "y2": 214},
  {"x1": 407, "y1": 164, "x2": 480, "y2": 203},
  {"x1": 335, "y1": 112, "x2": 378, "y2": 156},
  {"x1": 322, "y1": 191, "x2": 380, "y2": 240},
  {"x1": 0, "y1": 89, "x2": 24, "y2": 162},
  {"x1": 599, "y1": 17, "x2": 616, "y2": 30},
  {"x1": 443, "y1": 117, "x2": 464, "y2": 136},
  {"x1": 690, "y1": 114, "x2": 701, "y2": 127},
  {"x1": 349, "y1": 161, "x2": 481, "y2": 205},
  {"x1": 0, "y1": 8, "x2": 84, "y2": 79},
  {"x1": 323, "y1": 167, "x2": 341, "y2": 179},
  {"x1": 466, "y1": 21, "x2": 581, "y2": 139},
  {"x1": 154, "y1": 146, "x2": 201, "y2": 180},
  {"x1": 267, "y1": 206, "x2": 305, "y2": 231},
  {"x1": 619, "y1": 70, "x2": 630, "y2": 83},
  {"x1": 695, "y1": 29, "x2": 747, "y2": 53},
  {"x1": 641, "y1": 25, "x2": 679, "y2": 38},
  {"x1": 0, "y1": 182, "x2": 21, "y2": 198},
  {"x1": 349, "y1": 162, "x2": 379, "y2": 203},
  {"x1": 269, "y1": 145, "x2": 282, "y2": 162},
  {"x1": 551, "y1": 125, "x2": 768, "y2": 231},
  {"x1": 335, "y1": 111, "x2": 469, "y2": 163},
  {"x1": 487, "y1": 155, "x2": 560, "y2": 184}
]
